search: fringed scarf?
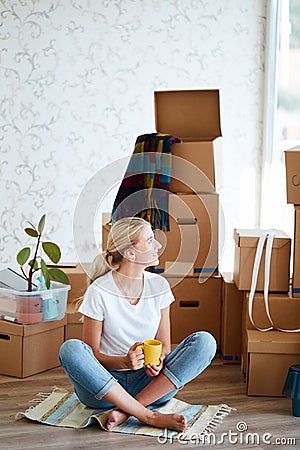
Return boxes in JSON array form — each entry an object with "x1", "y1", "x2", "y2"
[{"x1": 112, "y1": 133, "x2": 181, "y2": 230}]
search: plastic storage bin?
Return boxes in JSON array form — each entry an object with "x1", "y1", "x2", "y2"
[{"x1": 0, "y1": 282, "x2": 70, "y2": 324}]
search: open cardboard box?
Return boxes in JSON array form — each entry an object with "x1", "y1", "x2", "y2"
[
  {"x1": 292, "y1": 206, "x2": 300, "y2": 297},
  {"x1": 164, "y1": 275, "x2": 222, "y2": 348},
  {"x1": 154, "y1": 90, "x2": 222, "y2": 193},
  {"x1": 0, "y1": 317, "x2": 66, "y2": 377},
  {"x1": 220, "y1": 273, "x2": 243, "y2": 363},
  {"x1": 233, "y1": 229, "x2": 291, "y2": 292},
  {"x1": 247, "y1": 329, "x2": 300, "y2": 396},
  {"x1": 285, "y1": 147, "x2": 300, "y2": 204}
]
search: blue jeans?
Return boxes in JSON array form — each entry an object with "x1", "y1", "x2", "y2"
[{"x1": 59, "y1": 331, "x2": 216, "y2": 409}]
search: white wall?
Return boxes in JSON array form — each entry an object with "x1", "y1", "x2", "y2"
[{"x1": 0, "y1": 0, "x2": 267, "y2": 270}]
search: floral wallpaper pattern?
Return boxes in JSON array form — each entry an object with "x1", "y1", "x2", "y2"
[{"x1": 0, "y1": 0, "x2": 267, "y2": 268}]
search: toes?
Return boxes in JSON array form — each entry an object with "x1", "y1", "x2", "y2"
[{"x1": 106, "y1": 421, "x2": 113, "y2": 431}]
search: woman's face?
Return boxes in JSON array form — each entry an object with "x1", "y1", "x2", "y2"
[{"x1": 132, "y1": 224, "x2": 161, "y2": 266}]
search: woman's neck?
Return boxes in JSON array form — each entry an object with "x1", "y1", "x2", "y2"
[{"x1": 115, "y1": 262, "x2": 144, "y2": 280}]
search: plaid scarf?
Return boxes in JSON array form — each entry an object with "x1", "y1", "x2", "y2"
[{"x1": 112, "y1": 133, "x2": 181, "y2": 230}]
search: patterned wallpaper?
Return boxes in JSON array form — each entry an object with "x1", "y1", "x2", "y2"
[{"x1": 0, "y1": 0, "x2": 267, "y2": 269}]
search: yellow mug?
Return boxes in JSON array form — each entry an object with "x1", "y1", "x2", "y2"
[{"x1": 137, "y1": 339, "x2": 162, "y2": 366}]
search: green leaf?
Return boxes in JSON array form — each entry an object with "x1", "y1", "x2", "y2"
[
  {"x1": 16, "y1": 247, "x2": 31, "y2": 266},
  {"x1": 28, "y1": 259, "x2": 39, "y2": 270},
  {"x1": 42, "y1": 241, "x2": 61, "y2": 264},
  {"x1": 25, "y1": 227, "x2": 39, "y2": 238},
  {"x1": 38, "y1": 214, "x2": 46, "y2": 235},
  {"x1": 27, "y1": 221, "x2": 37, "y2": 232},
  {"x1": 48, "y1": 268, "x2": 69, "y2": 285},
  {"x1": 41, "y1": 259, "x2": 50, "y2": 289}
]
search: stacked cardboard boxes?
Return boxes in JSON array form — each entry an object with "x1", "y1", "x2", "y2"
[
  {"x1": 224, "y1": 229, "x2": 291, "y2": 374},
  {"x1": 153, "y1": 90, "x2": 221, "y2": 276},
  {"x1": 232, "y1": 196, "x2": 300, "y2": 394},
  {"x1": 241, "y1": 292, "x2": 300, "y2": 388},
  {"x1": 156, "y1": 92, "x2": 221, "y2": 350},
  {"x1": 234, "y1": 148, "x2": 300, "y2": 396},
  {"x1": 102, "y1": 90, "x2": 223, "y2": 346}
]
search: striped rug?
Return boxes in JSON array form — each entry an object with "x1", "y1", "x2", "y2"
[{"x1": 16, "y1": 387, "x2": 234, "y2": 440}]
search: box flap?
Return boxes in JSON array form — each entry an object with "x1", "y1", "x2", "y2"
[
  {"x1": 154, "y1": 90, "x2": 221, "y2": 140},
  {"x1": 247, "y1": 330, "x2": 300, "y2": 354},
  {"x1": 234, "y1": 229, "x2": 290, "y2": 249}
]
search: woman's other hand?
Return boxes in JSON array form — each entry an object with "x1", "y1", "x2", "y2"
[
  {"x1": 127, "y1": 342, "x2": 144, "y2": 370},
  {"x1": 145, "y1": 354, "x2": 165, "y2": 377}
]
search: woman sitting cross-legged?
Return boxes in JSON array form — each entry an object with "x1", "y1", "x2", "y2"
[{"x1": 59, "y1": 217, "x2": 216, "y2": 432}]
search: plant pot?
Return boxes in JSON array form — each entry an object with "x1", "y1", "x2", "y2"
[{"x1": 16, "y1": 295, "x2": 42, "y2": 313}]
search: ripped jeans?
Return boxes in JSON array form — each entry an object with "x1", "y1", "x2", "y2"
[{"x1": 59, "y1": 331, "x2": 216, "y2": 409}]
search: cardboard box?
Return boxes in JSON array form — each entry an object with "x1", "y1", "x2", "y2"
[
  {"x1": 233, "y1": 229, "x2": 291, "y2": 292},
  {"x1": 156, "y1": 193, "x2": 219, "y2": 276},
  {"x1": 50, "y1": 263, "x2": 90, "y2": 304},
  {"x1": 65, "y1": 303, "x2": 83, "y2": 341},
  {"x1": 292, "y1": 206, "x2": 300, "y2": 297},
  {"x1": 285, "y1": 147, "x2": 300, "y2": 204},
  {"x1": 241, "y1": 292, "x2": 300, "y2": 377},
  {"x1": 220, "y1": 273, "x2": 243, "y2": 363},
  {"x1": 169, "y1": 141, "x2": 222, "y2": 194},
  {"x1": 243, "y1": 292, "x2": 300, "y2": 331},
  {"x1": 0, "y1": 317, "x2": 66, "y2": 378},
  {"x1": 164, "y1": 275, "x2": 222, "y2": 348},
  {"x1": 154, "y1": 90, "x2": 222, "y2": 193},
  {"x1": 247, "y1": 329, "x2": 300, "y2": 396}
]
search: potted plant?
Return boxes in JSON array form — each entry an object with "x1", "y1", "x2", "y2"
[
  {"x1": 7, "y1": 214, "x2": 70, "y2": 323},
  {"x1": 16, "y1": 214, "x2": 69, "y2": 291}
]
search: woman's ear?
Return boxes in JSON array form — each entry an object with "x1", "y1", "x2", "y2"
[{"x1": 123, "y1": 247, "x2": 136, "y2": 261}]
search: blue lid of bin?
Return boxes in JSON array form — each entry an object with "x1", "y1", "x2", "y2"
[{"x1": 282, "y1": 364, "x2": 300, "y2": 399}]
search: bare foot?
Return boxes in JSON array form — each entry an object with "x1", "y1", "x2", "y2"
[
  {"x1": 106, "y1": 407, "x2": 187, "y2": 433},
  {"x1": 148, "y1": 410, "x2": 187, "y2": 432},
  {"x1": 106, "y1": 408, "x2": 129, "y2": 430}
]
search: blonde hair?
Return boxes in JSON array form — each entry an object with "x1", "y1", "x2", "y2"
[{"x1": 74, "y1": 217, "x2": 150, "y2": 310}]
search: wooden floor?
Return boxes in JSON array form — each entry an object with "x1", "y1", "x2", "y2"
[{"x1": 0, "y1": 358, "x2": 299, "y2": 450}]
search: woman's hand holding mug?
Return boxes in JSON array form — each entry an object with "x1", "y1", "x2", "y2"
[
  {"x1": 145, "y1": 353, "x2": 165, "y2": 377},
  {"x1": 127, "y1": 342, "x2": 144, "y2": 370}
]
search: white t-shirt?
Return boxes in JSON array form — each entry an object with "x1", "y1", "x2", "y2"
[{"x1": 78, "y1": 270, "x2": 174, "y2": 357}]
